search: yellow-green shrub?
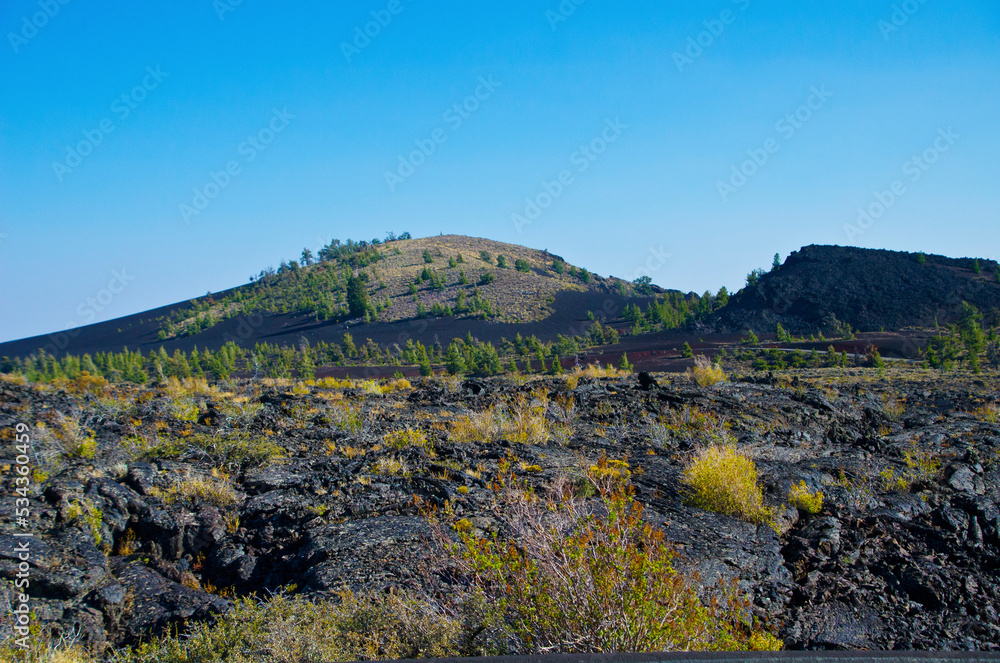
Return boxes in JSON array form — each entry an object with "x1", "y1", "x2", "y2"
[
  {"x1": 681, "y1": 445, "x2": 774, "y2": 526},
  {"x1": 787, "y1": 481, "x2": 823, "y2": 515},
  {"x1": 65, "y1": 436, "x2": 97, "y2": 460},
  {"x1": 384, "y1": 428, "x2": 431, "y2": 452},
  {"x1": 879, "y1": 444, "x2": 942, "y2": 492},
  {"x1": 690, "y1": 355, "x2": 726, "y2": 387}
]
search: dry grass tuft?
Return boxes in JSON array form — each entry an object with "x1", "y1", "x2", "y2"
[
  {"x1": 563, "y1": 362, "x2": 628, "y2": 389},
  {"x1": 148, "y1": 471, "x2": 240, "y2": 508},
  {"x1": 450, "y1": 395, "x2": 550, "y2": 445}
]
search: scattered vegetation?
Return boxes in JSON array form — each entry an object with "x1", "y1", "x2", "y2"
[
  {"x1": 107, "y1": 590, "x2": 468, "y2": 662},
  {"x1": 879, "y1": 443, "x2": 942, "y2": 492}
]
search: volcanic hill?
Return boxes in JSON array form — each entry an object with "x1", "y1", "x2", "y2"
[
  {"x1": 0, "y1": 235, "x2": 660, "y2": 360},
  {"x1": 707, "y1": 245, "x2": 1000, "y2": 335}
]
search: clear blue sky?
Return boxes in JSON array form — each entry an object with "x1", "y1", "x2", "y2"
[{"x1": 1, "y1": 0, "x2": 998, "y2": 342}]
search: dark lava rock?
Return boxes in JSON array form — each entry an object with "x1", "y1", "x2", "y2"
[
  {"x1": 638, "y1": 371, "x2": 659, "y2": 390},
  {"x1": 111, "y1": 560, "x2": 231, "y2": 643}
]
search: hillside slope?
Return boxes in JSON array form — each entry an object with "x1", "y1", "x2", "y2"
[{"x1": 707, "y1": 245, "x2": 1000, "y2": 334}]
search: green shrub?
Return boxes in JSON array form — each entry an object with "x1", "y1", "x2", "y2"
[
  {"x1": 448, "y1": 473, "x2": 781, "y2": 653},
  {"x1": 66, "y1": 436, "x2": 97, "y2": 460},
  {"x1": 682, "y1": 445, "x2": 774, "y2": 527}
]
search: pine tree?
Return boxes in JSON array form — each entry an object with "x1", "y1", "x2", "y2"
[
  {"x1": 507, "y1": 357, "x2": 519, "y2": 374},
  {"x1": 959, "y1": 302, "x2": 986, "y2": 373},
  {"x1": 346, "y1": 276, "x2": 368, "y2": 318},
  {"x1": 535, "y1": 349, "x2": 547, "y2": 373},
  {"x1": 681, "y1": 342, "x2": 694, "y2": 358},
  {"x1": 297, "y1": 351, "x2": 316, "y2": 379},
  {"x1": 189, "y1": 347, "x2": 203, "y2": 376},
  {"x1": 619, "y1": 353, "x2": 633, "y2": 372},
  {"x1": 445, "y1": 342, "x2": 465, "y2": 375},
  {"x1": 342, "y1": 333, "x2": 357, "y2": 358}
]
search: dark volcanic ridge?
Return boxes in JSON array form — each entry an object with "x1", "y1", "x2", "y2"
[{"x1": 707, "y1": 245, "x2": 1000, "y2": 335}]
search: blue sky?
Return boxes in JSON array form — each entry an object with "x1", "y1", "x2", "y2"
[{"x1": 1, "y1": 0, "x2": 998, "y2": 342}]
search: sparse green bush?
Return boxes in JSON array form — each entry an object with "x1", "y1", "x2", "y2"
[
  {"x1": 329, "y1": 401, "x2": 365, "y2": 434},
  {"x1": 66, "y1": 499, "x2": 104, "y2": 547},
  {"x1": 65, "y1": 436, "x2": 97, "y2": 460},
  {"x1": 879, "y1": 444, "x2": 941, "y2": 493}
]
